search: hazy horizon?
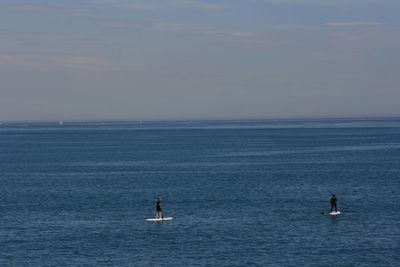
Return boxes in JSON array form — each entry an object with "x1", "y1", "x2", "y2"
[
  {"x1": 1, "y1": 0, "x2": 399, "y2": 121},
  {"x1": 2, "y1": 115, "x2": 400, "y2": 124}
]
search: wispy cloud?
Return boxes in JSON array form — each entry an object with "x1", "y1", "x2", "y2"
[
  {"x1": 172, "y1": 0, "x2": 224, "y2": 10},
  {"x1": 7, "y1": 4, "x2": 50, "y2": 12},
  {"x1": 4, "y1": 2, "x2": 94, "y2": 18},
  {"x1": 155, "y1": 23, "x2": 255, "y2": 38},
  {"x1": 326, "y1": 21, "x2": 385, "y2": 27},
  {"x1": 306, "y1": 25, "x2": 400, "y2": 61},
  {"x1": 92, "y1": 0, "x2": 224, "y2": 11},
  {"x1": 0, "y1": 54, "x2": 121, "y2": 71},
  {"x1": 256, "y1": 0, "x2": 397, "y2": 4},
  {"x1": 93, "y1": 0, "x2": 163, "y2": 11}
]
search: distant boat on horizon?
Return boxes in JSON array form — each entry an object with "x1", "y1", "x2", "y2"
[{"x1": 59, "y1": 121, "x2": 63, "y2": 126}]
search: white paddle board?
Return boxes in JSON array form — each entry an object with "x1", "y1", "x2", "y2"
[
  {"x1": 146, "y1": 217, "x2": 173, "y2": 222},
  {"x1": 329, "y1": 211, "x2": 341, "y2": 216}
]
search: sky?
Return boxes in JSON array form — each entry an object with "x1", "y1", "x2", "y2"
[{"x1": 1, "y1": 0, "x2": 399, "y2": 121}]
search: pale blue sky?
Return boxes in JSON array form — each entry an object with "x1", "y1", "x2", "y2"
[{"x1": 1, "y1": 0, "x2": 399, "y2": 121}]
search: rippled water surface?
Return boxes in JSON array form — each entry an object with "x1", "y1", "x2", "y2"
[{"x1": 1, "y1": 119, "x2": 399, "y2": 266}]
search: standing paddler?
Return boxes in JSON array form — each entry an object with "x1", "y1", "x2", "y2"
[{"x1": 156, "y1": 196, "x2": 163, "y2": 219}]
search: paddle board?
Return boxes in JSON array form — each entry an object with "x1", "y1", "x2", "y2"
[
  {"x1": 146, "y1": 217, "x2": 173, "y2": 222},
  {"x1": 329, "y1": 211, "x2": 341, "y2": 216}
]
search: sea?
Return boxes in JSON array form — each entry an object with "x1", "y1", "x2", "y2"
[{"x1": 0, "y1": 118, "x2": 399, "y2": 266}]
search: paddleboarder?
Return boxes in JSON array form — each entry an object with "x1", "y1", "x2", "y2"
[
  {"x1": 330, "y1": 194, "x2": 338, "y2": 212},
  {"x1": 156, "y1": 197, "x2": 163, "y2": 219}
]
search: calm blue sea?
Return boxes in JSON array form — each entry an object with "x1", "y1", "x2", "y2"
[{"x1": 1, "y1": 118, "x2": 399, "y2": 266}]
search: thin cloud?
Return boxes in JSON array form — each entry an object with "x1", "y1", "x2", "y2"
[
  {"x1": 93, "y1": 0, "x2": 163, "y2": 11},
  {"x1": 7, "y1": 4, "x2": 51, "y2": 12},
  {"x1": 172, "y1": 0, "x2": 224, "y2": 9},
  {"x1": 0, "y1": 54, "x2": 121, "y2": 71},
  {"x1": 326, "y1": 22, "x2": 385, "y2": 27},
  {"x1": 255, "y1": 0, "x2": 397, "y2": 4},
  {"x1": 92, "y1": 0, "x2": 224, "y2": 11},
  {"x1": 4, "y1": 2, "x2": 94, "y2": 18},
  {"x1": 155, "y1": 23, "x2": 255, "y2": 38},
  {"x1": 306, "y1": 25, "x2": 400, "y2": 61}
]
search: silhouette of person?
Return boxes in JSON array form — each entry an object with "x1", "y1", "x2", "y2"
[
  {"x1": 156, "y1": 197, "x2": 163, "y2": 219},
  {"x1": 330, "y1": 194, "x2": 338, "y2": 212}
]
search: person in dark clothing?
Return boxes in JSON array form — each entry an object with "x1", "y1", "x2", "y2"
[
  {"x1": 330, "y1": 194, "x2": 338, "y2": 212},
  {"x1": 156, "y1": 197, "x2": 163, "y2": 219}
]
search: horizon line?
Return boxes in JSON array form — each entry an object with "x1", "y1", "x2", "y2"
[{"x1": 1, "y1": 115, "x2": 400, "y2": 124}]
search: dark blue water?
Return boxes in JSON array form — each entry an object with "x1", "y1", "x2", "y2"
[{"x1": 1, "y1": 119, "x2": 399, "y2": 266}]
